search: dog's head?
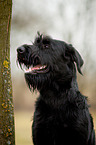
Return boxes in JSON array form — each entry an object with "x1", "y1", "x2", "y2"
[{"x1": 17, "y1": 33, "x2": 83, "y2": 91}]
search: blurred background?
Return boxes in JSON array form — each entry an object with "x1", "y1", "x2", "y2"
[{"x1": 11, "y1": 0, "x2": 96, "y2": 144}]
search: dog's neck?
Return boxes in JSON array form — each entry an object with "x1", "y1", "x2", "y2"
[
  {"x1": 40, "y1": 76, "x2": 79, "y2": 99},
  {"x1": 39, "y1": 77, "x2": 79, "y2": 109}
]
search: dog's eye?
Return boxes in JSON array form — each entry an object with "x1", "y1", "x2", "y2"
[
  {"x1": 42, "y1": 39, "x2": 50, "y2": 49},
  {"x1": 44, "y1": 44, "x2": 49, "y2": 48}
]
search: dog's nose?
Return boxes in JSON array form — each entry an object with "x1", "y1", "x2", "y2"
[{"x1": 17, "y1": 46, "x2": 25, "y2": 54}]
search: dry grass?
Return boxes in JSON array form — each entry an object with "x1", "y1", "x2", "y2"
[
  {"x1": 15, "y1": 110, "x2": 96, "y2": 145},
  {"x1": 15, "y1": 111, "x2": 33, "y2": 145}
]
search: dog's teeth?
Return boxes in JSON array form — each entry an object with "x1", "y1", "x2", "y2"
[
  {"x1": 40, "y1": 67, "x2": 43, "y2": 69},
  {"x1": 29, "y1": 67, "x2": 32, "y2": 71},
  {"x1": 39, "y1": 66, "x2": 46, "y2": 70}
]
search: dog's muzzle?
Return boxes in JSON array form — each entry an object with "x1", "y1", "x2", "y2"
[{"x1": 17, "y1": 46, "x2": 50, "y2": 74}]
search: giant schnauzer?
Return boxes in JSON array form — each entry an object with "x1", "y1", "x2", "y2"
[{"x1": 17, "y1": 33, "x2": 95, "y2": 145}]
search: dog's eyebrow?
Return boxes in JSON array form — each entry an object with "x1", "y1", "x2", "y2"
[
  {"x1": 34, "y1": 35, "x2": 51, "y2": 45},
  {"x1": 42, "y1": 38, "x2": 50, "y2": 44}
]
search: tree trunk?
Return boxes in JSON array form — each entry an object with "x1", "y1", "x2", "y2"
[{"x1": 0, "y1": 0, "x2": 15, "y2": 144}]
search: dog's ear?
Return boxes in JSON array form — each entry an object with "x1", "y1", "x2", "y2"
[{"x1": 65, "y1": 44, "x2": 84, "y2": 75}]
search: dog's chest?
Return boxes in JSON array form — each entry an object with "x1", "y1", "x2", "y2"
[
  {"x1": 35, "y1": 96, "x2": 79, "y2": 129},
  {"x1": 33, "y1": 95, "x2": 89, "y2": 145}
]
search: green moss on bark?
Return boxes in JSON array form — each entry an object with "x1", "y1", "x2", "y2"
[{"x1": 0, "y1": 0, "x2": 15, "y2": 144}]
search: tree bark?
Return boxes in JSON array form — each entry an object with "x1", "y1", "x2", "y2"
[{"x1": 0, "y1": 0, "x2": 15, "y2": 144}]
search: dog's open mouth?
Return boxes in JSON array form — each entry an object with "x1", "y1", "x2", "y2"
[
  {"x1": 23, "y1": 64, "x2": 49, "y2": 74},
  {"x1": 17, "y1": 49, "x2": 50, "y2": 74}
]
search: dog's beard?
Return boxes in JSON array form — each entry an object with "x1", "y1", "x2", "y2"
[
  {"x1": 25, "y1": 70, "x2": 52, "y2": 91},
  {"x1": 17, "y1": 60, "x2": 73, "y2": 91}
]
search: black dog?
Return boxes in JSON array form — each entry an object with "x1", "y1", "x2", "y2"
[{"x1": 17, "y1": 33, "x2": 95, "y2": 145}]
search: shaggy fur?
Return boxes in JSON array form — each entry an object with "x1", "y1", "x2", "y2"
[{"x1": 17, "y1": 33, "x2": 95, "y2": 145}]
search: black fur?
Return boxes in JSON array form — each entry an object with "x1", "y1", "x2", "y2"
[{"x1": 17, "y1": 33, "x2": 95, "y2": 145}]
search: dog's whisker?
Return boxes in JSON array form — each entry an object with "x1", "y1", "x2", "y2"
[{"x1": 16, "y1": 60, "x2": 19, "y2": 68}]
